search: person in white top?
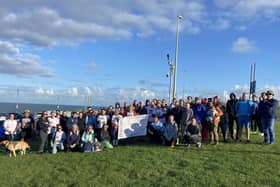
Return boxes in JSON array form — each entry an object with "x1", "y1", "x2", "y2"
[
  {"x1": 4, "y1": 113, "x2": 18, "y2": 140},
  {"x1": 52, "y1": 124, "x2": 66, "y2": 154},
  {"x1": 96, "y1": 108, "x2": 107, "y2": 141},
  {"x1": 48, "y1": 111, "x2": 59, "y2": 135},
  {"x1": 111, "y1": 110, "x2": 123, "y2": 146}
]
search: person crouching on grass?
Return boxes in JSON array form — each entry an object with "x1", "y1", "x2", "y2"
[
  {"x1": 148, "y1": 115, "x2": 165, "y2": 143},
  {"x1": 163, "y1": 115, "x2": 178, "y2": 148},
  {"x1": 52, "y1": 124, "x2": 66, "y2": 154},
  {"x1": 81, "y1": 125, "x2": 95, "y2": 152},
  {"x1": 184, "y1": 118, "x2": 202, "y2": 148},
  {"x1": 100, "y1": 124, "x2": 113, "y2": 149},
  {"x1": 67, "y1": 124, "x2": 80, "y2": 152}
]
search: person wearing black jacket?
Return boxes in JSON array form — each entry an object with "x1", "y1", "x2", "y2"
[
  {"x1": 37, "y1": 111, "x2": 49, "y2": 153},
  {"x1": 60, "y1": 111, "x2": 68, "y2": 133},
  {"x1": 137, "y1": 101, "x2": 147, "y2": 115},
  {"x1": 77, "y1": 112, "x2": 86, "y2": 136},
  {"x1": 262, "y1": 90, "x2": 279, "y2": 144},
  {"x1": 226, "y1": 93, "x2": 238, "y2": 140},
  {"x1": 67, "y1": 124, "x2": 80, "y2": 152}
]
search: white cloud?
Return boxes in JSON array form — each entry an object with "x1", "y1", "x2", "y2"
[
  {"x1": 0, "y1": 1, "x2": 208, "y2": 47},
  {"x1": 0, "y1": 40, "x2": 54, "y2": 77},
  {"x1": 214, "y1": 0, "x2": 280, "y2": 20},
  {"x1": 68, "y1": 87, "x2": 79, "y2": 97},
  {"x1": 231, "y1": 37, "x2": 258, "y2": 54}
]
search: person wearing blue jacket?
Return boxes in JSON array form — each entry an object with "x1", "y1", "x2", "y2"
[
  {"x1": 236, "y1": 93, "x2": 254, "y2": 142},
  {"x1": 262, "y1": 90, "x2": 279, "y2": 144},
  {"x1": 191, "y1": 97, "x2": 206, "y2": 124}
]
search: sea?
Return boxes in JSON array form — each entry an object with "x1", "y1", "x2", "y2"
[{"x1": 0, "y1": 102, "x2": 97, "y2": 113}]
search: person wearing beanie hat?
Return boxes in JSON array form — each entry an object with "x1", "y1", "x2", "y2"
[{"x1": 262, "y1": 90, "x2": 278, "y2": 144}]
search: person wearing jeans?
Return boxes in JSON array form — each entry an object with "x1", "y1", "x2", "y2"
[
  {"x1": 262, "y1": 90, "x2": 278, "y2": 144},
  {"x1": 236, "y1": 93, "x2": 254, "y2": 143}
]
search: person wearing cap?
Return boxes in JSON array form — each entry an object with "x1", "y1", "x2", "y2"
[
  {"x1": 236, "y1": 92, "x2": 254, "y2": 143},
  {"x1": 262, "y1": 90, "x2": 278, "y2": 144},
  {"x1": 20, "y1": 109, "x2": 34, "y2": 141}
]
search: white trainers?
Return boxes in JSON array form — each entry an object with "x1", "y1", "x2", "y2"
[{"x1": 197, "y1": 142, "x2": 202, "y2": 148}]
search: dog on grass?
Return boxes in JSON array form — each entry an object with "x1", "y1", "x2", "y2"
[{"x1": 0, "y1": 140, "x2": 30, "y2": 157}]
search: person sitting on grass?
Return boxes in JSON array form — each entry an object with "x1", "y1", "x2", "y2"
[
  {"x1": 148, "y1": 115, "x2": 165, "y2": 143},
  {"x1": 184, "y1": 118, "x2": 202, "y2": 148},
  {"x1": 163, "y1": 115, "x2": 178, "y2": 148},
  {"x1": 100, "y1": 124, "x2": 113, "y2": 149},
  {"x1": 81, "y1": 125, "x2": 95, "y2": 152},
  {"x1": 52, "y1": 124, "x2": 66, "y2": 154},
  {"x1": 67, "y1": 124, "x2": 80, "y2": 152}
]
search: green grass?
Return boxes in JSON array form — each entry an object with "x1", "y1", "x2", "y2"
[{"x1": 1, "y1": 122, "x2": 280, "y2": 187}]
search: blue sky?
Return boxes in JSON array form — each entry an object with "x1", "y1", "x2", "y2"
[{"x1": 0, "y1": 0, "x2": 279, "y2": 105}]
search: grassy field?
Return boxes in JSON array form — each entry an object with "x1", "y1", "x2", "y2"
[{"x1": 0, "y1": 122, "x2": 280, "y2": 187}]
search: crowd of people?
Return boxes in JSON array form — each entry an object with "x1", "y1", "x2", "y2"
[{"x1": 0, "y1": 90, "x2": 278, "y2": 155}]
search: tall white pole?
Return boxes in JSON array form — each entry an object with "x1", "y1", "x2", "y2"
[{"x1": 173, "y1": 16, "x2": 183, "y2": 100}]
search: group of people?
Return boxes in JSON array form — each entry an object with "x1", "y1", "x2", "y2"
[{"x1": 0, "y1": 89, "x2": 278, "y2": 155}]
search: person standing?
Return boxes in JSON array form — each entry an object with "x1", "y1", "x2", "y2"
[
  {"x1": 111, "y1": 110, "x2": 122, "y2": 146},
  {"x1": 60, "y1": 111, "x2": 68, "y2": 133},
  {"x1": 191, "y1": 97, "x2": 206, "y2": 125},
  {"x1": 258, "y1": 92, "x2": 267, "y2": 136},
  {"x1": 226, "y1": 93, "x2": 238, "y2": 140},
  {"x1": 37, "y1": 112, "x2": 49, "y2": 153},
  {"x1": 236, "y1": 93, "x2": 254, "y2": 143},
  {"x1": 66, "y1": 112, "x2": 78, "y2": 135},
  {"x1": 77, "y1": 112, "x2": 86, "y2": 136},
  {"x1": 180, "y1": 103, "x2": 194, "y2": 138},
  {"x1": 251, "y1": 94, "x2": 259, "y2": 134},
  {"x1": 262, "y1": 90, "x2": 278, "y2": 144},
  {"x1": 20, "y1": 109, "x2": 35, "y2": 141},
  {"x1": 96, "y1": 108, "x2": 107, "y2": 141}
]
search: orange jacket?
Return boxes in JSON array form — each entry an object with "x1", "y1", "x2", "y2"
[{"x1": 214, "y1": 106, "x2": 223, "y2": 125}]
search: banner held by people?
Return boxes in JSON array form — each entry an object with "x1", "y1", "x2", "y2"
[{"x1": 118, "y1": 115, "x2": 148, "y2": 140}]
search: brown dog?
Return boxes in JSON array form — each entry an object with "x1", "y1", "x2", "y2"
[{"x1": 0, "y1": 140, "x2": 30, "y2": 157}]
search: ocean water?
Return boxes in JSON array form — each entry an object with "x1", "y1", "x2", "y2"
[{"x1": 0, "y1": 102, "x2": 92, "y2": 113}]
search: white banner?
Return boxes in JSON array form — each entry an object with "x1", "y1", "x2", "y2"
[{"x1": 118, "y1": 115, "x2": 148, "y2": 140}]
